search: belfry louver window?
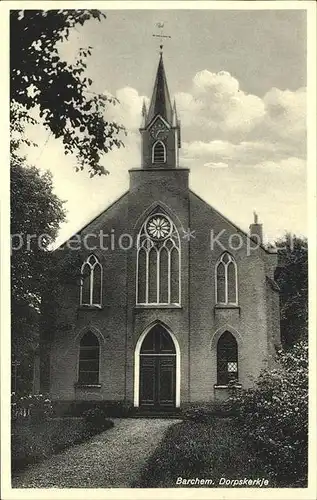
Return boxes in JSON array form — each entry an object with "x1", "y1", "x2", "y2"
[{"x1": 152, "y1": 141, "x2": 166, "y2": 164}]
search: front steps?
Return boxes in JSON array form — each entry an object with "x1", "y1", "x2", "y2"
[{"x1": 132, "y1": 407, "x2": 182, "y2": 419}]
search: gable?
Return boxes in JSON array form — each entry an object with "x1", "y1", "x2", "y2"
[
  {"x1": 147, "y1": 114, "x2": 171, "y2": 132},
  {"x1": 55, "y1": 190, "x2": 129, "y2": 252},
  {"x1": 189, "y1": 189, "x2": 276, "y2": 258}
]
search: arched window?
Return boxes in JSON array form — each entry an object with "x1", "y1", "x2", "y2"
[
  {"x1": 215, "y1": 252, "x2": 238, "y2": 305},
  {"x1": 217, "y1": 331, "x2": 238, "y2": 385},
  {"x1": 78, "y1": 331, "x2": 100, "y2": 385},
  {"x1": 152, "y1": 141, "x2": 166, "y2": 164},
  {"x1": 80, "y1": 255, "x2": 102, "y2": 306},
  {"x1": 136, "y1": 212, "x2": 181, "y2": 305}
]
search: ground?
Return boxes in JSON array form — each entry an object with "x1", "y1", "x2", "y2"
[
  {"x1": 135, "y1": 418, "x2": 276, "y2": 488},
  {"x1": 12, "y1": 418, "x2": 179, "y2": 488}
]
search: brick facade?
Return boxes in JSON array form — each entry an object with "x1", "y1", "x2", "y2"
[{"x1": 40, "y1": 53, "x2": 280, "y2": 408}]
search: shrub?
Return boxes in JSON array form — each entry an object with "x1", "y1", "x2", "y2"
[
  {"x1": 232, "y1": 340, "x2": 308, "y2": 486},
  {"x1": 101, "y1": 401, "x2": 133, "y2": 418},
  {"x1": 11, "y1": 393, "x2": 53, "y2": 423},
  {"x1": 52, "y1": 400, "x2": 133, "y2": 418},
  {"x1": 181, "y1": 399, "x2": 237, "y2": 422},
  {"x1": 83, "y1": 405, "x2": 114, "y2": 433}
]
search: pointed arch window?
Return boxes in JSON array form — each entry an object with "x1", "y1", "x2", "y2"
[
  {"x1": 152, "y1": 141, "x2": 166, "y2": 164},
  {"x1": 136, "y1": 212, "x2": 181, "y2": 306},
  {"x1": 217, "y1": 331, "x2": 238, "y2": 385},
  {"x1": 78, "y1": 331, "x2": 100, "y2": 385},
  {"x1": 80, "y1": 255, "x2": 102, "y2": 306},
  {"x1": 215, "y1": 252, "x2": 238, "y2": 305}
]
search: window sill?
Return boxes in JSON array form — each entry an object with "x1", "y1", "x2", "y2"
[
  {"x1": 214, "y1": 384, "x2": 242, "y2": 389},
  {"x1": 75, "y1": 383, "x2": 102, "y2": 389},
  {"x1": 214, "y1": 304, "x2": 239, "y2": 309},
  {"x1": 78, "y1": 305, "x2": 103, "y2": 311},
  {"x1": 134, "y1": 304, "x2": 182, "y2": 310}
]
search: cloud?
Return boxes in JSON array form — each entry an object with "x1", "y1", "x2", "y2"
[
  {"x1": 175, "y1": 70, "x2": 306, "y2": 157},
  {"x1": 174, "y1": 92, "x2": 204, "y2": 127},
  {"x1": 253, "y1": 156, "x2": 306, "y2": 173},
  {"x1": 104, "y1": 86, "x2": 149, "y2": 132},
  {"x1": 102, "y1": 74, "x2": 306, "y2": 176},
  {"x1": 20, "y1": 87, "x2": 145, "y2": 246},
  {"x1": 181, "y1": 139, "x2": 305, "y2": 171},
  {"x1": 176, "y1": 70, "x2": 265, "y2": 137},
  {"x1": 204, "y1": 161, "x2": 229, "y2": 169},
  {"x1": 177, "y1": 70, "x2": 306, "y2": 176},
  {"x1": 258, "y1": 86, "x2": 306, "y2": 146},
  {"x1": 20, "y1": 70, "x2": 306, "y2": 244}
]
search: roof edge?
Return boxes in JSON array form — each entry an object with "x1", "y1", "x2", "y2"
[
  {"x1": 53, "y1": 190, "x2": 129, "y2": 252},
  {"x1": 189, "y1": 189, "x2": 276, "y2": 255}
]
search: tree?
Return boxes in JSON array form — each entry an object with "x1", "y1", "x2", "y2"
[
  {"x1": 11, "y1": 158, "x2": 66, "y2": 308},
  {"x1": 11, "y1": 149, "x2": 66, "y2": 393},
  {"x1": 10, "y1": 9, "x2": 124, "y2": 176},
  {"x1": 234, "y1": 340, "x2": 308, "y2": 486},
  {"x1": 275, "y1": 234, "x2": 308, "y2": 347},
  {"x1": 10, "y1": 9, "x2": 121, "y2": 391}
]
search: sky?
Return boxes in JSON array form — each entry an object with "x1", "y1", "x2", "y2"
[{"x1": 20, "y1": 8, "x2": 307, "y2": 245}]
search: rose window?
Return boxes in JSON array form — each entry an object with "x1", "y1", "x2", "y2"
[
  {"x1": 145, "y1": 215, "x2": 172, "y2": 240},
  {"x1": 137, "y1": 211, "x2": 180, "y2": 305}
]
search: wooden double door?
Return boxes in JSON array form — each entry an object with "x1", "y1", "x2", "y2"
[{"x1": 139, "y1": 325, "x2": 176, "y2": 409}]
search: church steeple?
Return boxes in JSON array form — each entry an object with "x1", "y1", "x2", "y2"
[
  {"x1": 146, "y1": 53, "x2": 173, "y2": 126},
  {"x1": 140, "y1": 51, "x2": 181, "y2": 169}
]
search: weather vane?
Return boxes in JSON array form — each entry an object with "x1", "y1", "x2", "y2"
[{"x1": 153, "y1": 22, "x2": 171, "y2": 53}]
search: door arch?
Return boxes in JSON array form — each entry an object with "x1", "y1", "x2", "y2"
[{"x1": 134, "y1": 323, "x2": 180, "y2": 408}]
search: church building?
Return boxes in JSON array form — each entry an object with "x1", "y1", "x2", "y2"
[{"x1": 40, "y1": 51, "x2": 280, "y2": 412}]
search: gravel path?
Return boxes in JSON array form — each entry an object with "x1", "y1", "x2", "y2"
[{"x1": 12, "y1": 418, "x2": 180, "y2": 488}]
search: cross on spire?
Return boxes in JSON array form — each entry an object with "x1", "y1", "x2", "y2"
[{"x1": 152, "y1": 22, "x2": 171, "y2": 54}]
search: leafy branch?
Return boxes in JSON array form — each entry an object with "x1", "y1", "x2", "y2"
[{"x1": 10, "y1": 9, "x2": 125, "y2": 176}]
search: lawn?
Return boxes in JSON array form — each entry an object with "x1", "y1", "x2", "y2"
[
  {"x1": 11, "y1": 416, "x2": 113, "y2": 472},
  {"x1": 135, "y1": 418, "x2": 276, "y2": 488}
]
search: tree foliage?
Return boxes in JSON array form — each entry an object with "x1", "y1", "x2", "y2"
[
  {"x1": 11, "y1": 149, "x2": 66, "y2": 392},
  {"x1": 275, "y1": 234, "x2": 308, "y2": 347},
  {"x1": 10, "y1": 9, "x2": 124, "y2": 176},
  {"x1": 233, "y1": 340, "x2": 308, "y2": 486},
  {"x1": 11, "y1": 157, "x2": 66, "y2": 307}
]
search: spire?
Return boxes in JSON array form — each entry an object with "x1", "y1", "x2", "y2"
[
  {"x1": 142, "y1": 99, "x2": 147, "y2": 117},
  {"x1": 141, "y1": 99, "x2": 147, "y2": 127},
  {"x1": 139, "y1": 48, "x2": 181, "y2": 169},
  {"x1": 172, "y1": 98, "x2": 181, "y2": 147},
  {"x1": 172, "y1": 99, "x2": 177, "y2": 127},
  {"x1": 146, "y1": 52, "x2": 173, "y2": 126}
]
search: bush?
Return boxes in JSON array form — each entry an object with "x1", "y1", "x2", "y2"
[
  {"x1": 232, "y1": 340, "x2": 308, "y2": 486},
  {"x1": 83, "y1": 406, "x2": 114, "y2": 433},
  {"x1": 52, "y1": 400, "x2": 133, "y2": 418},
  {"x1": 11, "y1": 393, "x2": 53, "y2": 423},
  {"x1": 181, "y1": 398, "x2": 237, "y2": 422}
]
